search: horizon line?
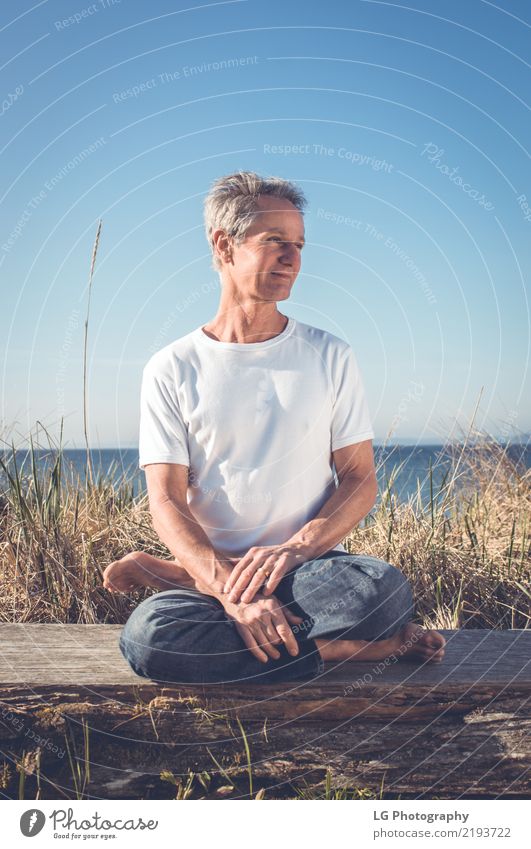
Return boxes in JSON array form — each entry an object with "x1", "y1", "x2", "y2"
[{"x1": 3, "y1": 438, "x2": 530, "y2": 452}]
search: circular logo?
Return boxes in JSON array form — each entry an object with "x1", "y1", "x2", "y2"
[{"x1": 20, "y1": 809, "x2": 46, "y2": 837}]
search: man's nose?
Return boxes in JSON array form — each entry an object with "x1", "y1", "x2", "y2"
[{"x1": 280, "y1": 242, "x2": 300, "y2": 263}]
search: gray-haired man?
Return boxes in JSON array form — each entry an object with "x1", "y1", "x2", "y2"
[{"x1": 104, "y1": 171, "x2": 445, "y2": 683}]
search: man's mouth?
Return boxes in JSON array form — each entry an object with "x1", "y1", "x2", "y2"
[{"x1": 271, "y1": 271, "x2": 291, "y2": 279}]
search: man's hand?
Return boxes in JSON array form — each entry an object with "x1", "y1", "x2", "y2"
[
  {"x1": 221, "y1": 592, "x2": 304, "y2": 663},
  {"x1": 223, "y1": 543, "x2": 310, "y2": 603}
]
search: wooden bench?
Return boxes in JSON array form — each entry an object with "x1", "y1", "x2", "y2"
[{"x1": 1, "y1": 625, "x2": 529, "y2": 799}]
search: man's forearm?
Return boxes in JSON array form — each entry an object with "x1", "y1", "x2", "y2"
[
  {"x1": 150, "y1": 497, "x2": 233, "y2": 599},
  {"x1": 286, "y1": 474, "x2": 378, "y2": 560}
]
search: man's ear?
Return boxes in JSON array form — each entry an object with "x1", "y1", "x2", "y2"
[{"x1": 212, "y1": 229, "x2": 233, "y2": 265}]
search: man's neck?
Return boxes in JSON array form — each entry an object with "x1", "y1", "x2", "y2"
[{"x1": 202, "y1": 305, "x2": 289, "y2": 344}]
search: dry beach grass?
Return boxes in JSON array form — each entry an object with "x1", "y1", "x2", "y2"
[{"x1": 0, "y1": 424, "x2": 529, "y2": 630}]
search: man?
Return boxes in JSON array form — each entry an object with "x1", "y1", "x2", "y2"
[{"x1": 104, "y1": 170, "x2": 445, "y2": 684}]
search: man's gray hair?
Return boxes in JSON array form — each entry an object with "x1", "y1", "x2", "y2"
[{"x1": 203, "y1": 170, "x2": 307, "y2": 271}]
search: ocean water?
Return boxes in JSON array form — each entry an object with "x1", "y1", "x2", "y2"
[{"x1": 1, "y1": 443, "x2": 529, "y2": 509}]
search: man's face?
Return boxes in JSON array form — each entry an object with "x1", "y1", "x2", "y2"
[{"x1": 221, "y1": 195, "x2": 305, "y2": 302}]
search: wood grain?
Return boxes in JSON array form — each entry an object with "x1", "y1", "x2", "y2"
[{"x1": 0, "y1": 626, "x2": 529, "y2": 798}]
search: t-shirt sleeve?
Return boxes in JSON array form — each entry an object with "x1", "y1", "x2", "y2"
[
  {"x1": 331, "y1": 344, "x2": 375, "y2": 451},
  {"x1": 138, "y1": 359, "x2": 190, "y2": 471}
]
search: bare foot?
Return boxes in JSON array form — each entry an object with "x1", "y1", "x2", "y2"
[
  {"x1": 389, "y1": 622, "x2": 446, "y2": 663},
  {"x1": 103, "y1": 551, "x2": 196, "y2": 594},
  {"x1": 316, "y1": 622, "x2": 445, "y2": 664}
]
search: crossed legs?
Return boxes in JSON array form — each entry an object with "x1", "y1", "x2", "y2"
[{"x1": 105, "y1": 550, "x2": 445, "y2": 683}]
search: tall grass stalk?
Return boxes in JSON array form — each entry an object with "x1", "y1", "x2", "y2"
[
  {"x1": 64, "y1": 717, "x2": 91, "y2": 800},
  {"x1": 82, "y1": 220, "x2": 102, "y2": 491}
]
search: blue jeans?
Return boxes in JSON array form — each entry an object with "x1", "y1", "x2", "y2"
[{"x1": 119, "y1": 549, "x2": 415, "y2": 684}]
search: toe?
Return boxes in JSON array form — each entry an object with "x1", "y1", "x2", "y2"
[
  {"x1": 424, "y1": 631, "x2": 445, "y2": 649},
  {"x1": 423, "y1": 646, "x2": 445, "y2": 662}
]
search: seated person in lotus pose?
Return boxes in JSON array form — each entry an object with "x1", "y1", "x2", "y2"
[{"x1": 104, "y1": 170, "x2": 445, "y2": 684}]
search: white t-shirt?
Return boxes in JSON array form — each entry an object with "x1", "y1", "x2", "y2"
[{"x1": 138, "y1": 316, "x2": 374, "y2": 557}]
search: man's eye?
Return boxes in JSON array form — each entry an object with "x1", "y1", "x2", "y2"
[{"x1": 267, "y1": 237, "x2": 303, "y2": 249}]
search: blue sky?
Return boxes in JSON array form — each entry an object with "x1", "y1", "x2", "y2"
[{"x1": 1, "y1": 0, "x2": 530, "y2": 449}]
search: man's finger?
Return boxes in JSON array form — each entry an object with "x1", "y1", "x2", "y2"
[
  {"x1": 284, "y1": 608, "x2": 305, "y2": 624},
  {"x1": 262, "y1": 565, "x2": 286, "y2": 596},
  {"x1": 252, "y1": 624, "x2": 281, "y2": 659},
  {"x1": 233, "y1": 622, "x2": 269, "y2": 664},
  {"x1": 263, "y1": 617, "x2": 282, "y2": 645},
  {"x1": 223, "y1": 557, "x2": 253, "y2": 593},
  {"x1": 240, "y1": 565, "x2": 275, "y2": 603},
  {"x1": 272, "y1": 613, "x2": 299, "y2": 656},
  {"x1": 228, "y1": 556, "x2": 277, "y2": 601},
  {"x1": 226, "y1": 564, "x2": 260, "y2": 600},
  {"x1": 262, "y1": 554, "x2": 291, "y2": 596},
  {"x1": 224, "y1": 550, "x2": 261, "y2": 592}
]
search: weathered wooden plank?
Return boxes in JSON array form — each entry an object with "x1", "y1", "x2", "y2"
[
  {"x1": 0, "y1": 626, "x2": 529, "y2": 799},
  {"x1": 1, "y1": 625, "x2": 530, "y2": 688}
]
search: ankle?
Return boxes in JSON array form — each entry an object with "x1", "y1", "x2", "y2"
[
  {"x1": 315, "y1": 637, "x2": 371, "y2": 662},
  {"x1": 385, "y1": 626, "x2": 409, "y2": 656}
]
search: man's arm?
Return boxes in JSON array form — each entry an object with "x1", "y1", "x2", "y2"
[
  {"x1": 285, "y1": 439, "x2": 378, "y2": 559},
  {"x1": 225, "y1": 440, "x2": 378, "y2": 602},
  {"x1": 144, "y1": 462, "x2": 233, "y2": 600}
]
